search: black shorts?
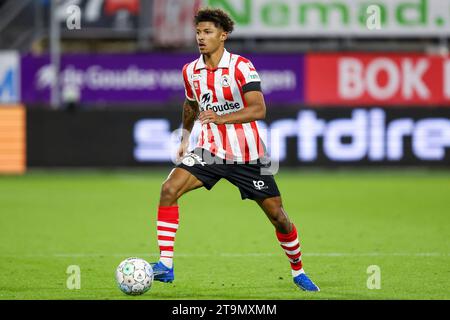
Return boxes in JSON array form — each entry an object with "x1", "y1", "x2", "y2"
[{"x1": 176, "y1": 148, "x2": 281, "y2": 200}]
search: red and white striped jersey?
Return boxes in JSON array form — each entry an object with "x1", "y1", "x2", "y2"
[{"x1": 182, "y1": 49, "x2": 266, "y2": 162}]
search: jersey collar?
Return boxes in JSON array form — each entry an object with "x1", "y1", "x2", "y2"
[{"x1": 195, "y1": 49, "x2": 231, "y2": 70}]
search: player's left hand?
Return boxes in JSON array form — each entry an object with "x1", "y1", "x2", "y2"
[{"x1": 199, "y1": 110, "x2": 223, "y2": 125}]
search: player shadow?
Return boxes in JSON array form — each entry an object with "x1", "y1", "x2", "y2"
[
  {"x1": 145, "y1": 292, "x2": 382, "y2": 300},
  {"x1": 145, "y1": 281, "x2": 385, "y2": 300},
  {"x1": 147, "y1": 290, "x2": 387, "y2": 300}
]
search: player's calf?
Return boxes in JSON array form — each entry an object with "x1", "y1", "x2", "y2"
[{"x1": 257, "y1": 197, "x2": 292, "y2": 234}]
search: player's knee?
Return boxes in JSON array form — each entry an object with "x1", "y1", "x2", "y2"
[
  {"x1": 267, "y1": 197, "x2": 282, "y2": 209},
  {"x1": 273, "y1": 209, "x2": 289, "y2": 225},
  {"x1": 160, "y1": 181, "x2": 179, "y2": 201},
  {"x1": 265, "y1": 199, "x2": 283, "y2": 217}
]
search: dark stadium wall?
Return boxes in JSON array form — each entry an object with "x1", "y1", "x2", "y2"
[{"x1": 26, "y1": 108, "x2": 450, "y2": 168}]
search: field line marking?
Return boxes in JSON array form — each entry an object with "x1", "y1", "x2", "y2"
[{"x1": 2, "y1": 252, "x2": 449, "y2": 258}]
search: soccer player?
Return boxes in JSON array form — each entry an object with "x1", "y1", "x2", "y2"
[{"x1": 151, "y1": 8, "x2": 319, "y2": 292}]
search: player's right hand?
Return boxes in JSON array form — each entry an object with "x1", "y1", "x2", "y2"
[{"x1": 176, "y1": 142, "x2": 189, "y2": 162}]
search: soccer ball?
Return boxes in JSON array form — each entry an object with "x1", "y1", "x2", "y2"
[{"x1": 115, "y1": 257, "x2": 154, "y2": 295}]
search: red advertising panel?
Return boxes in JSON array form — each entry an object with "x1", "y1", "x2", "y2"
[{"x1": 306, "y1": 53, "x2": 450, "y2": 106}]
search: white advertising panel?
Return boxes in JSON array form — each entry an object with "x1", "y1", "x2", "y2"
[{"x1": 206, "y1": 0, "x2": 450, "y2": 37}]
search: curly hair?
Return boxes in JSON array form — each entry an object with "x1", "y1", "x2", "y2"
[{"x1": 194, "y1": 7, "x2": 235, "y2": 33}]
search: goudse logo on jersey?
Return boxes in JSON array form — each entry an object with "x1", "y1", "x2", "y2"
[{"x1": 199, "y1": 91, "x2": 241, "y2": 114}]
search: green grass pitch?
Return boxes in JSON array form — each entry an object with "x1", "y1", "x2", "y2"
[{"x1": 0, "y1": 169, "x2": 449, "y2": 300}]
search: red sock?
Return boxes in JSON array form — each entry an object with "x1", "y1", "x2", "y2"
[
  {"x1": 157, "y1": 206, "x2": 179, "y2": 268},
  {"x1": 276, "y1": 224, "x2": 304, "y2": 276}
]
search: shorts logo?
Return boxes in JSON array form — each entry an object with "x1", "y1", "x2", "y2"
[
  {"x1": 182, "y1": 156, "x2": 195, "y2": 167},
  {"x1": 182, "y1": 153, "x2": 206, "y2": 166},
  {"x1": 221, "y1": 75, "x2": 231, "y2": 87},
  {"x1": 253, "y1": 180, "x2": 268, "y2": 190}
]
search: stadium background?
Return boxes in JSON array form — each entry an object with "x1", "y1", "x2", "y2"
[{"x1": 0, "y1": 0, "x2": 449, "y2": 300}]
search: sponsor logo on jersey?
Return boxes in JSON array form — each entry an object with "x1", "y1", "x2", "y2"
[
  {"x1": 249, "y1": 71, "x2": 260, "y2": 81},
  {"x1": 199, "y1": 91, "x2": 241, "y2": 114}
]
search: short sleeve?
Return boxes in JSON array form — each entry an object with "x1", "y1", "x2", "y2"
[
  {"x1": 237, "y1": 59, "x2": 261, "y2": 84},
  {"x1": 235, "y1": 58, "x2": 262, "y2": 93},
  {"x1": 182, "y1": 64, "x2": 196, "y2": 101}
]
